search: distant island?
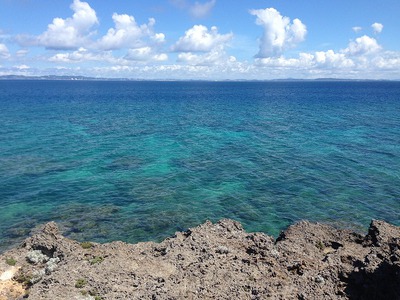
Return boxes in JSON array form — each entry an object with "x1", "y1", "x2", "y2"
[{"x1": 0, "y1": 75, "x2": 129, "y2": 81}]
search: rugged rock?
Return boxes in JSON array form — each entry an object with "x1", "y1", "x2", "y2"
[{"x1": 0, "y1": 219, "x2": 399, "y2": 299}]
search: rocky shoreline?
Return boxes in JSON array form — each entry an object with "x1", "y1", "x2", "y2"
[{"x1": 0, "y1": 219, "x2": 399, "y2": 300}]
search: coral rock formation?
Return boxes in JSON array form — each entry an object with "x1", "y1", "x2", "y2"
[{"x1": 0, "y1": 219, "x2": 399, "y2": 299}]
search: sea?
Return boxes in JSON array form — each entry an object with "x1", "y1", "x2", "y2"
[{"x1": 0, "y1": 80, "x2": 399, "y2": 252}]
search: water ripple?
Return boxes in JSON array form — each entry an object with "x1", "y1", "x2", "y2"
[{"x1": 0, "y1": 81, "x2": 399, "y2": 252}]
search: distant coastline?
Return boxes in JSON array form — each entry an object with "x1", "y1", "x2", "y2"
[{"x1": 0, "y1": 74, "x2": 398, "y2": 82}]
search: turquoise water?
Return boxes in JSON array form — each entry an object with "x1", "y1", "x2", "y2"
[{"x1": 0, "y1": 80, "x2": 399, "y2": 252}]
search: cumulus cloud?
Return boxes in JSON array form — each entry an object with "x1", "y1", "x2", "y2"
[
  {"x1": 124, "y1": 47, "x2": 168, "y2": 62},
  {"x1": 37, "y1": 0, "x2": 98, "y2": 50},
  {"x1": 371, "y1": 51, "x2": 400, "y2": 70},
  {"x1": 17, "y1": 0, "x2": 167, "y2": 57},
  {"x1": 49, "y1": 48, "x2": 89, "y2": 63},
  {"x1": 3, "y1": 0, "x2": 400, "y2": 80},
  {"x1": 177, "y1": 52, "x2": 199, "y2": 63},
  {"x1": 172, "y1": 24, "x2": 234, "y2": 66},
  {"x1": 345, "y1": 35, "x2": 381, "y2": 56},
  {"x1": 97, "y1": 14, "x2": 165, "y2": 50},
  {"x1": 314, "y1": 50, "x2": 354, "y2": 68},
  {"x1": 49, "y1": 46, "x2": 167, "y2": 65},
  {"x1": 189, "y1": 0, "x2": 216, "y2": 18},
  {"x1": 250, "y1": 8, "x2": 306, "y2": 58},
  {"x1": 176, "y1": 45, "x2": 232, "y2": 66},
  {"x1": 254, "y1": 48, "x2": 400, "y2": 79},
  {"x1": 255, "y1": 54, "x2": 312, "y2": 69},
  {"x1": 172, "y1": 25, "x2": 232, "y2": 52},
  {"x1": 371, "y1": 22, "x2": 383, "y2": 34},
  {"x1": 153, "y1": 33, "x2": 166, "y2": 43},
  {"x1": 49, "y1": 47, "x2": 115, "y2": 63},
  {"x1": 0, "y1": 43, "x2": 10, "y2": 59},
  {"x1": 26, "y1": 0, "x2": 168, "y2": 65},
  {"x1": 255, "y1": 50, "x2": 354, "y2": 70},
  {"x1": 254, "y1": 33, "x2": 385, "y2": 75}
]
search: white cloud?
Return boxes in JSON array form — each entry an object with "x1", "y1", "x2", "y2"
[
  {"x1": 0, "y1": 43, "x2": 10, "y2": 59},
  {"x1": 125, "y1": 47, "x2": 152, "y2": 61},
  {"x1": 49, "y1": 48, "x2": 84, "y2": 63},
  {"x1": 177, "y1": 52, "x2": 198, "y2": 63},
  {"x1": 172, "y1": 25, "x2": 232, "y2": 52},
  {"x1": 189, "y1": 0, "x2": 216, "y2": 18},
  {"x1": 37, "y1": 0, "x2": 98, "y2": 50},
  {"x1": 314, "y1": 50, "x2": 354, "y2": 68},
  {"x1": 87, "y1": 57, "x2": 250, "y2": 80},
  {"x1": 2, "y1": 1, "x2": 400, "y2": 80},
  {"x1": 153, "y1": 33, "x2": 166, "y2": 43},
  {"x1": 16, "y1": 49, "x2": 29, "y2": 57},
  {"x1": 371, "y1": 51, "x2": 400, "y2": 70},
  {"x1": 48, "y1": 46, "x2": 167, "y2": 65},
  {"x1": 255, "y1": 50, "x2": 354, "y2": 70},
  {"x1": 250, "y1": 7, "x2": 307, "y2": 58},
  {"x1": 253, "y1": 33, "x2": 391, "y2": 78},
  {"x1": 29, "y1": 0, "x2": 167, "y2": 64},
  {"x1": 14, "y1": 64, "x2": 30, "y2": 70},
  {"x1": 255, "y1": 55, "x2": 310, "y2": 68},
  {"x1": 16, "y1": 0, "x2": 166, "y2": 57},
  {"x1": 371, "y1": 22, "x2": 383, "y2": 34},
  {"x1": 172, "y1": 24, "x2": 233, "y2": 66},
  {"x1": 97, "y1": 14, "x2": 165, "y2": 50},
  {"x1": 153, "y1": 53, "x2": 169, "y2": 61},
  {"x1": 124, "y1": 47, "x2": 168, "y2": 62},
  {"x1": 49, "y1": 47, "x2": 115, "y2": 63},
  {"x1": 177, "y1": 45, "x2": 230, "y2": 65},
  {"x1": 345, "y1": 35, "x2": 381, "y2": 56}
]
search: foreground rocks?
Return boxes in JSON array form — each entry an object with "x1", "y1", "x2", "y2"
[{"x1": 0, "y1": 219, "x2": 399, "y2": 300}]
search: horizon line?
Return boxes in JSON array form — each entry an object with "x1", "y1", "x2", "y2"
[{"x1": 1, "y1": 75, "x2": 399, "y2": 82}]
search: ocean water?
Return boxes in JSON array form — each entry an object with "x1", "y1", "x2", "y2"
[{"x1": 0, "y1": 80, "x2": 399, "y2": 252}]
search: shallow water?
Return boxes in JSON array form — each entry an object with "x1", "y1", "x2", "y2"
[{"x1": 0, "y1": 80, "x2": 399, "y2": 252}]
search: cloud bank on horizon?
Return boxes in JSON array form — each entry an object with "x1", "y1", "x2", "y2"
[{"x1": 0, "y1": 0, "x2": 399, "y2": 79}]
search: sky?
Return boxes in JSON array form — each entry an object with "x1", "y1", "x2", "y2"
[{"x1": 0, "y1": 0, "x2": 400, "y2": 80}]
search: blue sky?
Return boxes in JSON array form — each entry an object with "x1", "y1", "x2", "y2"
[{"x1": 0, "y1": 0, "x2": 399, "y2": 79}]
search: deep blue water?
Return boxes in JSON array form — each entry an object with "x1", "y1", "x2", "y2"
[{"x1": 0, "y1": 80, "x2": 399, "y2": 252}]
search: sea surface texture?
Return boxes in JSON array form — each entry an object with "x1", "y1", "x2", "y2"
[{"x1": 0, "y1": 80, "x2": 399, "y2": 252}]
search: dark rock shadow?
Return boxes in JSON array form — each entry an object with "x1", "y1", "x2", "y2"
[{"x1": 344, "y1": 260, "x2": 400, "y2": 300}]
